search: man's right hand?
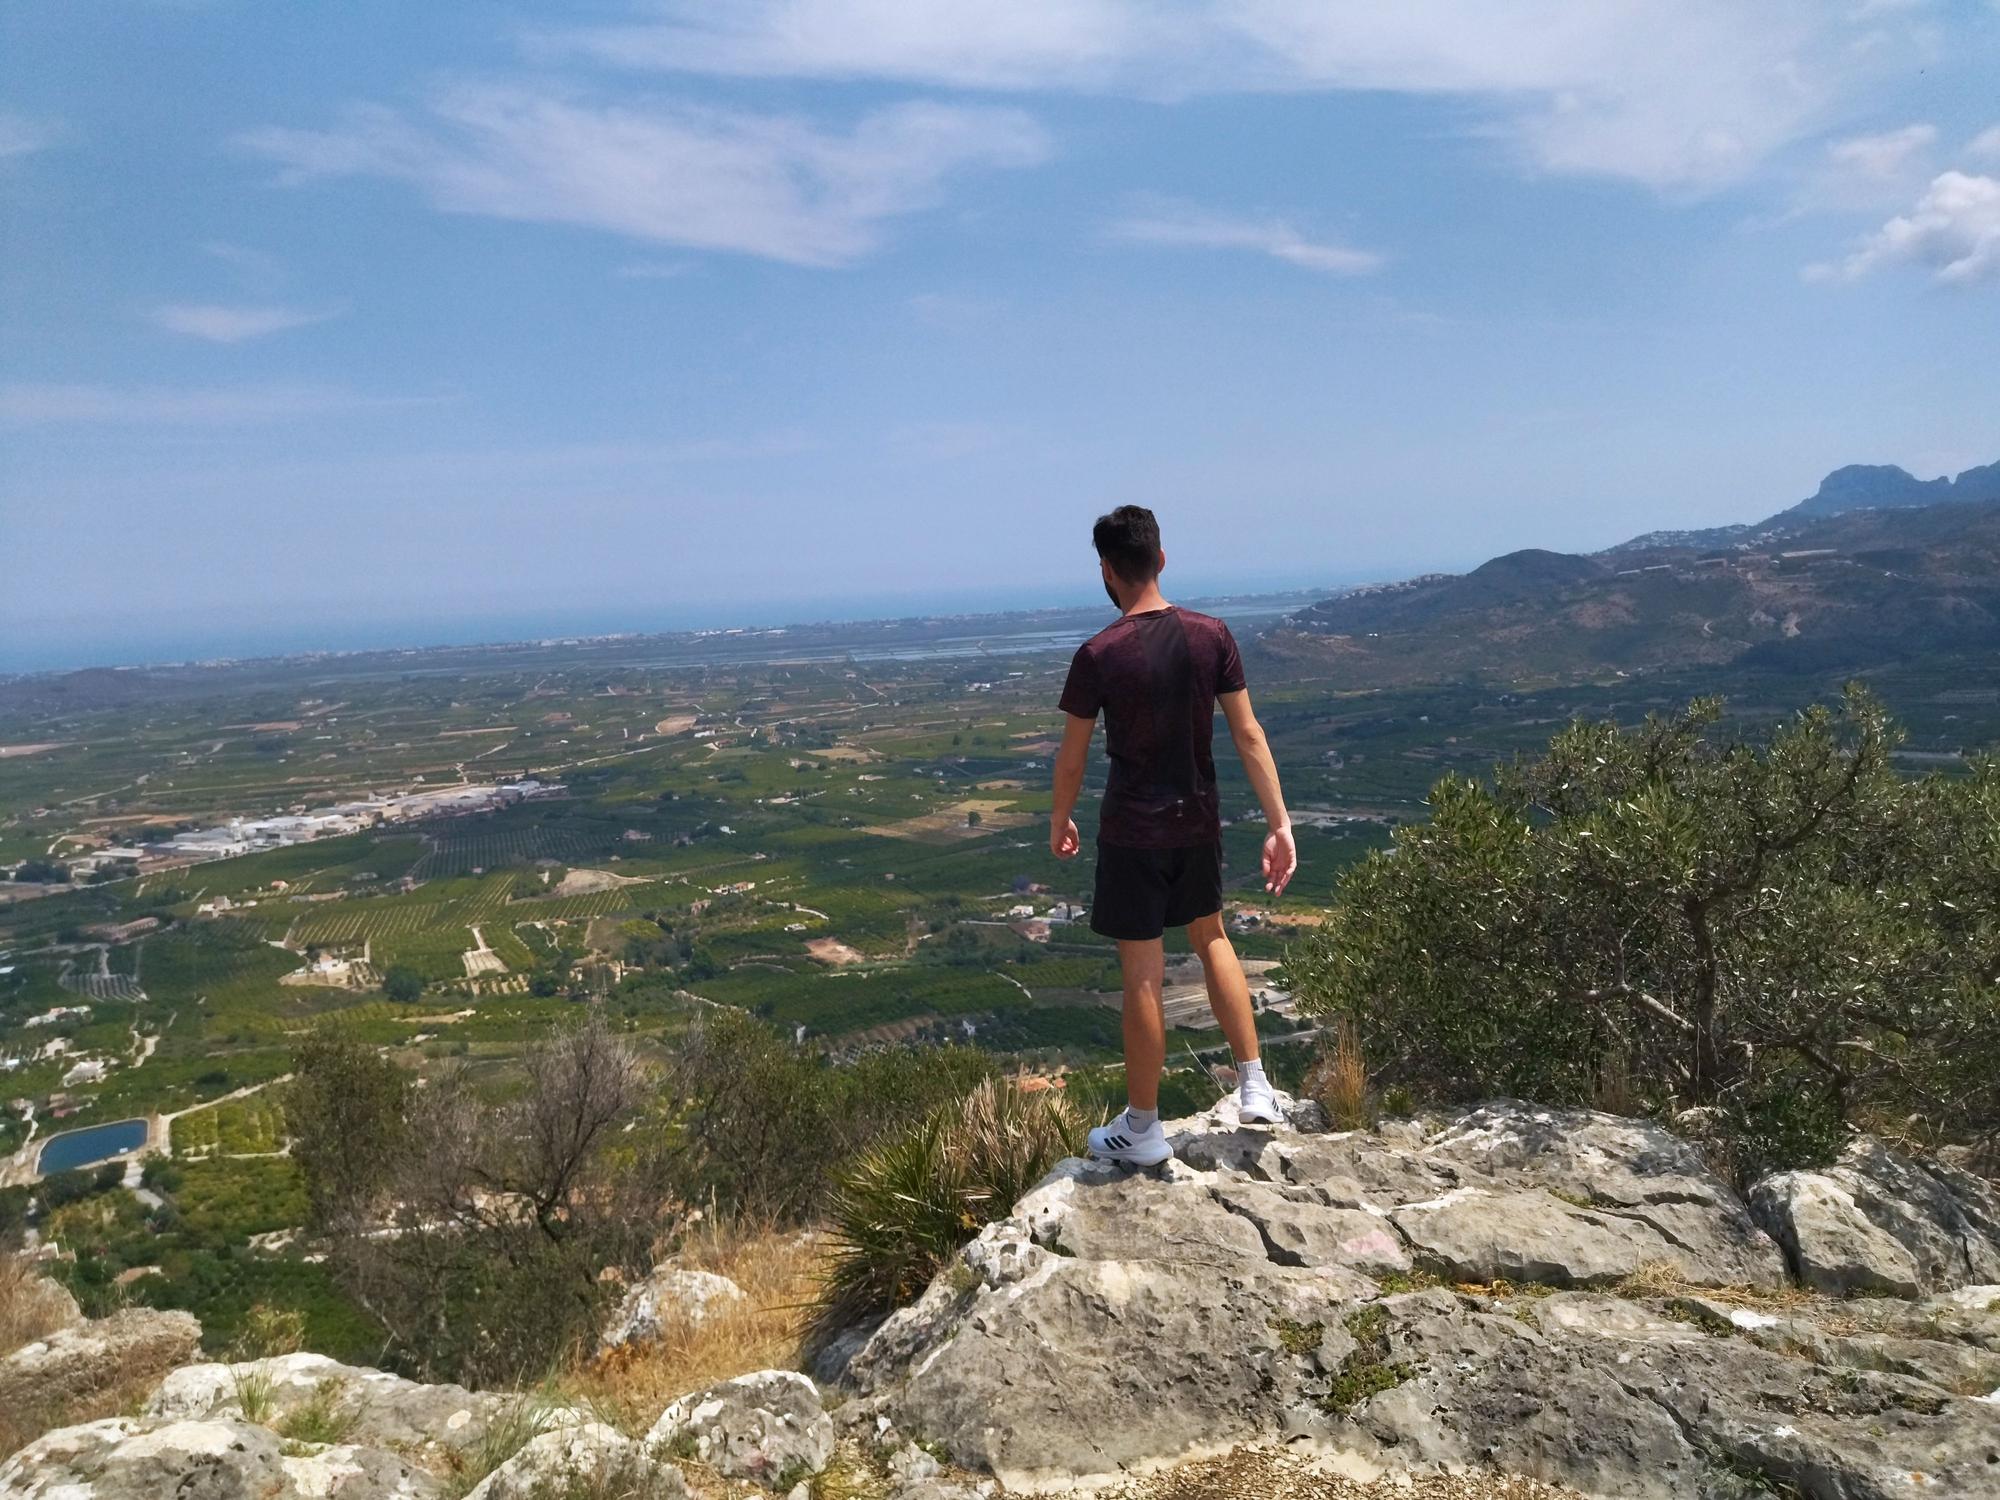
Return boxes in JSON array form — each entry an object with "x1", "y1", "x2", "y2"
[
  {"x1": 1261, "y1": 824, "x2": 1297, "y2": 896},
  {"x1": 1051, "y1": 817, "x2": 1080, "y2": 859}
]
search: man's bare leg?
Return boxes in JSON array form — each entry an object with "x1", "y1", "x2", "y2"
[
  {"x1": 1187, "y1": 912, "x2": 1258, "y2": 1064},
  {"x1": 1116, "y1": 936, "x2": 1167, "y2": 1111}
]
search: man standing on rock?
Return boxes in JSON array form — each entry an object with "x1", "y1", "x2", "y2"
[{"x1": 1051, "y1": 505, "x2": 1298, "y2": 1165}]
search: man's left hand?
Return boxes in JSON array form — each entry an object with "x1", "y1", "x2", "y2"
[{"x1": 1051, "y1": 817, "x2": 1080, "y2": 859}]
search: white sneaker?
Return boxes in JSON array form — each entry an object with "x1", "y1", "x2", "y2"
[
  {"x1": 1237, "y1": 1074, "x2": 1283, "y2": 1125},
  {"x1": 1088, "y1": 1111, "x2": 1173, "y2": 1167}
]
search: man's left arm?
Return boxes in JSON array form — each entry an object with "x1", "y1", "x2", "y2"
[{"x1": 1050, "y1": 712, "x2": 1093, "y2": 858}]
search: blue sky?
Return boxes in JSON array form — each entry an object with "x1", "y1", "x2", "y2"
[{"x1": 5, "y1": 1, "x2": 2000, "y2": 670}]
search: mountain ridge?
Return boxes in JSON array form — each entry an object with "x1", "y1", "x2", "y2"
[{"x1": 1266, "y1": 457, "x2": 2000, "y2": 687}]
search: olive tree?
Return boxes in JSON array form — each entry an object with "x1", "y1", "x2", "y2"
[
  {"x1": 293, "y1": 1015, "x2": 674, "y2": 1384},
  {"x1": 1289, "y1": 688, "x2": 2000, "y2": 1173}
]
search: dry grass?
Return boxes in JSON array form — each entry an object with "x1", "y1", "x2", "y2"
[
  {"x1": 0, "y1": 1253, "x2": 78, "y2": 1358},
  {"x1": 571, "y1": 1221, "x2": 820, "y2": 1430},
  {"x1": 1592, "y1": 1052, "x2": 1635, "y2": 1116},
  {"x1": 1108, "y1": 1445, "x2": 1585, "y2": 1499},
  {"x1": 1308, "y1": 1018, "x2": 1371, "y2": 1131},
  {"x1": 1612, "y1": 1259, "x2": 1816, "y2": 1313},
  {"x1": 0, "y1": 1256, "x2": 157, "y2": 1461}
]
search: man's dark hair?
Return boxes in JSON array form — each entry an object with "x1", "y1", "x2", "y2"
[{"x1": 1092, "y1": 505, "x2": 1162, "y2": 585}]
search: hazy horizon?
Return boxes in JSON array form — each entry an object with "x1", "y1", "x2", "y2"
[
  {"x1": 8, "y1": 3, "x2": 2000, "y2": 671},
  {"x1": 0, "y1": 566, "x2": 1383, "y2": 676}
]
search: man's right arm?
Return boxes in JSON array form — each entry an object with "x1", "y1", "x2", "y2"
[
  {"x1": 1218, "y1": 689, "x2": 1296, "y2": 896},
  {"x1": 1049, "y1": 712, "x2": 1093, "y2": 859}
]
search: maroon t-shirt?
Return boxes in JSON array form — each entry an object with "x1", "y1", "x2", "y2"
[{"x1": 1058, "y1": 606, "x2": 1246, "y2": 848}]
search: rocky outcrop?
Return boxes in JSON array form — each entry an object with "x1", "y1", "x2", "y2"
[
  {"x1": 0, "y1": 1307, "x2": 199, "y2": 1423},
  {"x1": 146, "y1": 1350, "x2": 521, "y2": 1461},
  {"x1": 600, "y1": 1266, "x2": 748, "y2": 1353},
  {"x1": 465, "y1": 1420, "x2": 687, "y2": 1500},
  {"x1": 10, "y1": 1101, "x2": 2000, "y2": 1499},
  {"x1": 0, "y1": 1414, "x2": 441, "y2": 1499},
  {"x1": 647, "y1": 1368, "x2": 835, "y2": 1485},
  {"x1": 842, "y1": 1098, "x2": 2000, "y2": 1497},
  {"x1": 1749, "y1": 1134, "x2": 2000, "y2": 1295}
]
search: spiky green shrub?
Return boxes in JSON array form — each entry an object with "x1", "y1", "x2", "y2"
[{"x1": 807, "y1": 1079, "x2": 1085, "y2": 1350}]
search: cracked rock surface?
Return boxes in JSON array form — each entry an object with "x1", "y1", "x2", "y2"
[{"x1": 842, "y1": 1098, "x2": 2000, "y2": 1497}]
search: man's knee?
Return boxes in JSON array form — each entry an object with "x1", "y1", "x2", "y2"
[{"x1": 1185, "y1": 911, "x2": 1226, "y2": 947}]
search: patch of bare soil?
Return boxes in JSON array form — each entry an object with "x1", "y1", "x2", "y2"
[
  {"x1": 551, "y1": 867, "x2": 648, "y2": 897},
  {"x1": 863, "y1": 798, "x2": 1032, "y2": 843},
  {"x1": 655, "y1": 714, "x2": 699, "y2": 735},
  {"x1": 806, "y1": 936, "x2": 868, "y2": 966}
]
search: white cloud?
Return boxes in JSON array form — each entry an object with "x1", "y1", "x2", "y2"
[
  {"x1": 1970, "y1": 125, "x2": 2000, "y2": 162},
  {"x1": 150, "y1": 303, "x2": 336, "y2": 342},
  {"x1": 240, "y1": 87, "x2": 1049, "y2": 266},
  {"x1": 1826, "y1": 122, "x2": 1936, "y2": 180},
  {"x1": 0, "y1": 383, "x2": 437, "y2": 425},
  {"x1": 1811, "y1": 170, "x2": 2000, "y2": 284},
  {"x1": 1782, "y1": 121, "x2": 1938, "y2": 216},
  {"x1": 535, "y1": 1, "x2": 1898, "y2": 192},
  {"x1": 0, "y1": 111, "x2": 57, "y2": 159},
  {"x1": 1108, "y1": 201, "x2": 1382, "y2": 275}
]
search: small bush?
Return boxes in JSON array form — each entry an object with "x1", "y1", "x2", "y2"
[
  {"x1": 232, "y1": 1363, "x2": 279, "y2": 1425},
  {"x1": 807, "y1": 1079, "x2": 1084, "y2": 1351},
  {"x1": 231, "y1": 1302, "x2": 307, "y2": 1360},
  {"x1": 444, "y1": 1385, "x2": 566, "y2": 1498},
  {"x1": 662, "y1": 1010, "x2": 995, "y2": 1223},
  {"x1": 1289, "y1": 691, "x2": 2000, "y2": 1172},
  {"x1": 274, "y1": 1378, "x2": 364, "y2": 1446},
  {"x1": 1306, "y1": 1017, "x2": 1370, "y2": 1130}
]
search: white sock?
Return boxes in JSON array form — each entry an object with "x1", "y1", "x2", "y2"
[
  {"x1": 1125, "y1": 1106, "x2": 1159, "y2": 1132},
  {"x1": 1238, "y1": 1058, "x2": 1267, "y2": 1089}
]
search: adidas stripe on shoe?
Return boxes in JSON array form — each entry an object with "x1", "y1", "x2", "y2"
[{"x1": 1087, "y1": 1110, "x2": 1173, "y2": 1167}]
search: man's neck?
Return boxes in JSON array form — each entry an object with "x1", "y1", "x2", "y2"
[{"x1": 1120, "y1": 585, "x2": 1171, "y2": 616}]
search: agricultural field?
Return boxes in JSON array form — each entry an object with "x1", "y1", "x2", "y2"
[{"x1": 6, "y1": 597, "x2": 2000, "y2": 1347}]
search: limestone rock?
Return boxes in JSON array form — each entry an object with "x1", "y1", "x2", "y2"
[
  {"x1": 646, "y1": 1369, "x2": 833, "y2": 1485},
  {"x1": 464, "y1": 1419, "x2": 687, "y2": 1500},
  {"x1": 0, "y1": 1307, "x2": 199, "y2": 1420},
  {"x1": 1749, "y1": 1136, "x2": 2000, "y2": 1295},
  {"x1": 847, "y1": 1101, "x2": 2000, "y2": 1497},
  {"x1": 147, "y1": 1350, "x2": 518, "y2": 1457},
  {"x1": 1420, "y1": 1101, "x2": 1788, "y2": 1288},
  {"x1": 600, "y1": 1266, "x2": 748, "y2": 1353},
  {"x1": 0, "y1": 1413, "x2": 441, "y2": 1499},
  {"x1": 0, "y1": 1416, "x2": 292, "y2": 1500},
  {"x1": 846, "y1": 1150, "x2": 1378, "y2": 1489},
  {"x1": 1390, "y1": 1186, "x2": 1682, "y2": 1287}
]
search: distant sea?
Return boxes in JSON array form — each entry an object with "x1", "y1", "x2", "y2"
[{"x1": 0, "y1": 576, "x2": 1376, "y2": 675}]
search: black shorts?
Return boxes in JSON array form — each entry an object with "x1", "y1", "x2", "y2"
[{"x1": 1089, "y1": 839, "x2": 1224, "y2": 941}]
